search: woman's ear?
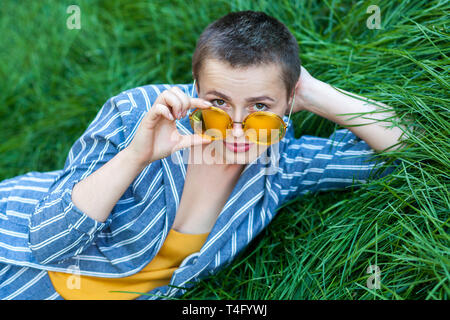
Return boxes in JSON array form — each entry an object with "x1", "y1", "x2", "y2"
[
  {"x1": 191, "y1": 72, "x2": 199, "y2": 95},
  {"x1": 285, "y1": 79, "x2": 303, "y2": 115},
  {"x1": 294, "y1": 77, "x2": 301, "y2": 95},
  {"x1": 285, "y1": 90, "x2": 296, "y2": 116},
  {"x1": 194, "y1": 78, "x2": 200, "y2": 96},
  {"x1": 285, "y1": 83, "x2": 299, "y2": 115}
]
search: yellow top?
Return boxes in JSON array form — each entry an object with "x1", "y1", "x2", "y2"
[{"x1": 48, "y1": 229, "x2": 209, "y2": 300}]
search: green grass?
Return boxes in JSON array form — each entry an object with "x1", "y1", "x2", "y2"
[{"x1": 0, "y1": 0, "x2": 448, "y2": 300}]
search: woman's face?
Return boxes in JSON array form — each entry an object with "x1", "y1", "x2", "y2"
[{"x1": 195, "y1": 58, "x2": 291, "y2": 165}]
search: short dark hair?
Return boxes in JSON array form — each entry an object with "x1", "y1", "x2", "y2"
[{"x1": 192, "y1": 11, "x2": 301, "y2": 101}]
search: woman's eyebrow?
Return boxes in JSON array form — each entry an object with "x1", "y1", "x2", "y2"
[{"x1": 205, "y1": 90, "x2": 275, "y2": 102}]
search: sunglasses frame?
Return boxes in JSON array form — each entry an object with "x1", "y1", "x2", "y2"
[
  {"x1": 189, "y1": 106, "x2": 287, "y2": 145},
  {"x1": 188, "y1": 79, "x2": 295, "y2": 146}
]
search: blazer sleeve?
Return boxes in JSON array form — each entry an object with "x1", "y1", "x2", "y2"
[
  {"x1": 27, "y1": 94, "x2": 137, "y2": 265},
  {"x1": 276, "y1": 128, "x2": 400, "y2": 203}
]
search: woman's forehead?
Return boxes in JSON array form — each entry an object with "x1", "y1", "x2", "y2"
[{"x1": 198, "y1": 59, "x2": 286, "y2": 98}]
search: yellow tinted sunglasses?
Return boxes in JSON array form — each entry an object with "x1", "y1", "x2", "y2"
[{"x1": 188, "y1": 80, "x2": 295, "y2": 146}]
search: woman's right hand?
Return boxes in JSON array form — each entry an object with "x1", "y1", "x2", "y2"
[{"x1": 125, "y1": 86, "x2": 213, "y2": 167}]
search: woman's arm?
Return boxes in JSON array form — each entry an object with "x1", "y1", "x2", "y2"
[
  {"x1": 71, "y1": 86, "x2": 211, "y2": 224},
  {"x1": 71, "y1": 148, "x2": 146, "y2": 223},
  {"x1": 28, "y1": 96, "x2": 129, "y2": 264},
  {"x1": 293, "y1": 67, "x2": 409, "y2": 152}
]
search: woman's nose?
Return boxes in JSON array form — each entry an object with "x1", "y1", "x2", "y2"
[
  {"x1": 231, "y1": 121, "x2": 244, "y2": 138},
  {"x1": 228, "y1": 109, "x2": 247, "y2": 140}
]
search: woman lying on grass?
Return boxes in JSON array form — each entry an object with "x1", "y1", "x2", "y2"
[{"x1": 0, "y1": 10, "x2": 408, "y2": 300}]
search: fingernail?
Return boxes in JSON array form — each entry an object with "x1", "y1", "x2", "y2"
[{"x1": 203, "y1": 101, "x2": 212, "y2": 106}]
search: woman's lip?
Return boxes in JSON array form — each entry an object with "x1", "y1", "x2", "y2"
[
  {"x1": 224, "y1": 140, "x2": 250, "y2": 145},
  {"x1": 223, "y1": 141, "x2": 251, "y2": 152},
  {"x1": 224, "y1": 142, "x2": 251, "y2": 147}
]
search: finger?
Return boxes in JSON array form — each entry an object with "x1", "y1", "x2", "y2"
[
  {"x1": 147, "y1": 103, "x2": 174, "y2": 125},
  {"x1": 171, "y1": 87, "x2": 191, "y2": 117},
  {"x1": 189, "y1": 98, "x2": 213, "y2": 110},
  {"x1": 158, "y1": 90, "x2": 184, "y2": 119},
  {"x1": 167, "y1": 90, "x2": 185, "y2": 119},
  {"x1": 176, "y1": 133, "x2": 212, "y2": 151},
  {"x1": 169, "y1": 89, "x2": 186, "y2": 119}
]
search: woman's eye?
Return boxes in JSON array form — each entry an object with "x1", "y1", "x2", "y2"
[
  {"x1": 212, "y1": 99, "x2": 227, "y2": 108},
  {"x1": 253, "y1": 103, "x2": 268, "y2": 111}
]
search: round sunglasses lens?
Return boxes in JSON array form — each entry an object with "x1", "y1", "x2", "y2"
[
  {"x1": 244, "y1": 113, "x2": 285, "y2": 145},
  {"x1": 190, "y1": 108, "x2": 229, "y2": 140}
]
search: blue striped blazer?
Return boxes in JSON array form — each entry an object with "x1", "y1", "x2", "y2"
[{"x1": 0, "y1": 83, "x2": 398, "y2": 299}]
